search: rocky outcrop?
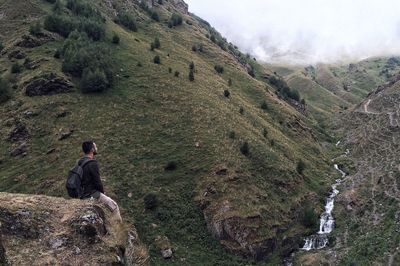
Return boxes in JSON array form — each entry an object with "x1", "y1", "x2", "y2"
[
  {"x1": 23, "y1": 73, "x2": 74, "y2": 96},
  {"x1": 15, "y1": 33, "x2": 56, "y2": 48},
  {"x1": 0, "y1": 193, "x2": 148, "y2": 265},
  {"x1": 199, "y1": 199, "x2": 277, "y2": 260}
]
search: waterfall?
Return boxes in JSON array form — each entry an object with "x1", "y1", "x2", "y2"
[{"x1": 300, "y1": 163, "x2": 346, "y2": 251}]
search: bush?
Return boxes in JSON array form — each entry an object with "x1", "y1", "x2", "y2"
[
  {"x1": 261, "y1": 101, "x2": 268, "y2": 110},
  {"x1": 153, "y1": 55, "x2": 161, "y2": 64},
  {"x1": 214, "y1": 65, "x2": 224, "y2": 74},
  {"x1": 112, "y1": 33, "x2": 120, "y2": 44},
  {"x1": 189, "y1": 69, "x2": 194, "y2": 81},
  {"x1": 239, "y1": 106, "x2": 244, "y2": 114},
  {"x1": 61, "y1": 31, "x2": 113, "y2": 83},
  {"x1": 80, "y1": 68, "x2": 109, "y2": 93},
  {"x1": 302, "y1": 206, "x2": 318, "y2": 228},
  {"x1": 228, "y1": 131, "x2": 235, "y2": 139},
  {"x1": 263, "y1": 128, "x2": 268, "y2": 138},
  {"x1": 189, "y1": 61, "x2": 195, "y2": 71},
  {"x1": 168, "y1": 67, "x2": 172, "y2": 73},
  {"x1": 192, "y1": 45, "x2": 197, "y2": 52},
  {"x1": 29, "y1": 22, "x2": 42, "y2": 36},
  {"x1": 158, "y1": 0, "x2": 163, "y2": 4},
  {"x1": 153, "y1": 37, "x2": 160, "y2": 49},
  {"x1": 54, "y1": 49, "x2": 61, "y2": 58},
  {"x1": 116, "y1": 12, "x2": 137, "y2": 32},
  {"x1": 137, "y1": 62, "x2": 142, "y2": 67},
  {"x1": 144, "y1": 193, "x2": 159, "y2": 210},
  {"x1": 151, "y1": 11, "x2": 160, "y2": 22},
  {"x1": 0, "y1": 42, "x2": 3, "y2": 52},
  {"x1": 11, "y1": 63, "x2": 21, "y2": 74},
  {"x1": 174, "y1": 71, "x2": 180, "y2": 77},
  {"x1": 223, "y1": 89, "x2": 230, "y2": 98},
  {"x1": 169, "y1": 13, "x2": 183, "y2": 27},
  {"x1": 240, "y1": 141, "x2": 249, "y2": 156},
  {"x1": 297, "y1": 160, "x2": 306, "y2": 175},
  {"x1": 45, "y1": 0, "x2": 56, "y2": 3},
  {"x1": 164, "y1": 161, "x2": 177, "y2": 171},
  {"x1": 248, "y1": 68, "x2": 255, "y2": 77},
  {"x1": 269, "y1": 76, "x2": 301, "y2": 102},
  {"x1": 228, "y1": 78, "x2": 232, "y2": 86},
  {"x1": 0, "y1": 78, "x2": 11, "y2": 103},
  {"x1": 44, "y1": 13, "x2": 105, "y2": 40}
]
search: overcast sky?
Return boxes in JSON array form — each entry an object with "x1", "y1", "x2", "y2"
[{"x1": 185, "y1": 0, "x2": 400, "y2": 65}]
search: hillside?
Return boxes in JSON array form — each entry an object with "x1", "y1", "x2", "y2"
[
  {"x1": 0, "y1": 0, "x2": 339, "y2": 264},
  {"x1": 267, "y1": 58, "x2": 400, "y2": 126},
  {"x1": 294, "y1": 74, "x2": 400, "y2": 265}
]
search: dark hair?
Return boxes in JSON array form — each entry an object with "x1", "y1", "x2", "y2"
[{"x1": 82, "y1": 140, "x2": 94, "y2": 154}]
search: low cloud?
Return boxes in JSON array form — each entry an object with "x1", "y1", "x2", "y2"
[{"x1": 186, "y1": 0, "x2": 400, "y2": 64}]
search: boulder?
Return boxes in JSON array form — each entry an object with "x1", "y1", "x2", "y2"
[
  {"x1": 24, "y1": 73, "x2": 74, "y2": 96},
  {"x1": 8, "y1": 123, "x2": 29, "y2": 142},
  {"x1": 155, "y1": 235, "x2": 173, "y2": 259},
  {"x1": 8, "y1": 50, "x2": 26, "y2": 60},
  {"x1": 9, "y1": 142, "x2": 27, "y2": 157}
]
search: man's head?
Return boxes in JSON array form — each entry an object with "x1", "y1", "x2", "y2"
[{"x1": 82, "y1": 140, "x2": 98, "y2": 156}]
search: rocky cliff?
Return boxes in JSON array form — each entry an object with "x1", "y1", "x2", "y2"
[{"x1": 0, "y1": 193, "x2": 148, "y2": 266}]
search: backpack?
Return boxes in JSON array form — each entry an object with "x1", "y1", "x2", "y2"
[{"x1": 66, "y1": 158, "x2": 93, "y2": 198}]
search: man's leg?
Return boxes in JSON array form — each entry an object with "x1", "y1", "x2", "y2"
[{"x1": 98, "y1": 193, "x2": 122, "y2": 222}]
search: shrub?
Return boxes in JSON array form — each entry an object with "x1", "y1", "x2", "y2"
[
  {"x1": 144, "y1": 193, "x2": 159, "y2": 210},
  {"x1": 223, "y1": 89, "x2": 230, "y2": 98},
  {"x1": 45, "y1": 0, "x2": 56, "y2": 3},
  {"x1": 269, "y1": 76, "x2": 301, "y2": 102},
  {"x1": 137, "y1": 62, "x2": 142, "y2": 67},
  {"x1": 54, "y1": 49, "x2": 61, "y2": 58},
  {"x1": 302, "y1": 206, "x2": 318, "y2": 228},
  {"x1": 297, "y1": 160, "x2": 306, "y2": 175},
  {"x1": 248, "y1": 68, "x2": 255, "y2": 77},
  {"x1": 0, "y1": 42, "x2": 3, "y2": 52},
  {"x1": 214, "y1": 65, "x2": 224, "y2": 74},
  {"x1": 116, "y1": 12, "x2": 137, "y2": 32},
  {"x1": 158, "y1": 0, "x2": 163, "y2": 4},
  {"x1": 151, "y1": 11, "x2": 160, "y2": 22},
  {"x1": 150, "y1": 42, "x2": 155, "y2": 51},
  {"x1": 189, "y1": 61, "x2": 195, "y2": 71},
  {"x1": 80, "y1": 68, "x2": 109, "y2": 93},
  {"x1": 239, "y1": 106, "x2": 244, "y2": 114},
  {"x1": 189, "y1": 69, "x2": 194, "y2": 81},
  {"x1": 153, "y1": 37, "x2": 160, "y2": 49},
  {"x1": 112, "y1": 33, "x2": 120, "y2": 44},
  {"x1": 228, "y1": 131, "x2": 235, "y2": 139},
  {"x1": 164, "y1": 161, "x2": 177, "y2": 171},
  {"x1": 228, "y1": 78, "x2": 232, "y2": 86},
  {"x1": 61, "y1": 31, "x2": 113, "y2": 84},
  {"x1": 169, "y1": 13, "x2": 183, "y2": 27},
  {"x1": 11, "y1": 63, "x2": 21, "y2": 74},
  {"x1": 44, "y1": 12, "x2": 105, "y2": 40},
  {"x1": 270, "y1": 139, "x2": 275, "y2": 146},
  {"x1": 192, "y1": 45, "x2": 197, "y2": 52},
  {"x1": 168, "y1": 67, "x2": 172, "y2": 73},
  {"x1": 261, "y1": 101, "x2": 268, "y2": 110},
  {"x1": 0, "y1": 78, "x2": 11, "y2": 103},
  {"x1": 240, "y1": 141, "x2": 249, "y2": 156},
  {"x1": 174, "y1": 71, "x2": 180, "y2": 77},
  {"x1": 29, "y1": 22, "x2": 42, "y2": 36},
  {"x1": 153, "y1": 55, "x2": 161, "y2": 64},
  {"x1": 53, "y1": 0, "x2": 63, "y2": 12},
  {"x1": 263, "y1": 128, "x2": 268, "y2": 138},
  {"x1": 210, "y1": 35, "x2": 216, "y2": 43}
]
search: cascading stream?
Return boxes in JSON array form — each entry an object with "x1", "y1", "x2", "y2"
[{"x1": 301, "y1": 162, "x2": 347, "y2": 251}]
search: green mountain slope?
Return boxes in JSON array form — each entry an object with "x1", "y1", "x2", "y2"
[{"x1": 0, "y1": 0, "x2": 337, "y2": 264}]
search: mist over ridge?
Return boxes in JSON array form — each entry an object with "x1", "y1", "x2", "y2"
[{"x1": 186, "y1": 0, "x2": 400, "y2": 65}]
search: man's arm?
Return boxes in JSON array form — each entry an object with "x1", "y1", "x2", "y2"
[{"x1": 90, "y1": 161, "x2": 104, "y2": 193}]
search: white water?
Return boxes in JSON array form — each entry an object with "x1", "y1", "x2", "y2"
[{"x1": 301, "y1": 163, "x2": 347, "y2": 251}]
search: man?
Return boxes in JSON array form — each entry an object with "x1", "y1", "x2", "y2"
[{"x1": 79, "y1": 140, "x2": 122, "y2": 222}]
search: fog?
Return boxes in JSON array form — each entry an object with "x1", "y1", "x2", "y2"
[{"x1": 185, "y1": 0, "x2": 400, "y2": 65}]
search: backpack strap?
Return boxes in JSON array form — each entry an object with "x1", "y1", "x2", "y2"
[{"x1": 80, "y1": 158, "x2": 94, "y2": 169}]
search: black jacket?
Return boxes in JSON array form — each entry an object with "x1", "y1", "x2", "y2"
[{"x1": 79, "y1": 157, "x2": 104, "y2": 198}]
